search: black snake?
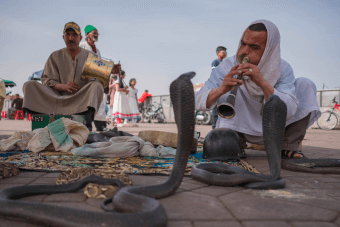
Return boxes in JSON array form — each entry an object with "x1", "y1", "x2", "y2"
[
  {"x1": 1, "y1": 73, "x2": 336, "y2": 226},
  {"x1": 0, "y1": 72, "x2": 196, "y2": 227},
  {"x1": 282, "y1": 158, "x2": 340, "y2": 174},
  {"x1": 192, "y1": 94, "x2": 287, "y2": 189}
]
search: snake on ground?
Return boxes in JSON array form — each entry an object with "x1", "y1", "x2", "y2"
[
  {"x1": 1, "y1": 72, "x2": 334, "y2": 226},
  {"x1": 0, "y1": 72, "x2": 196, "y2": 227}
]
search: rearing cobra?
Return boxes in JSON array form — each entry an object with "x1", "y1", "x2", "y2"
[
  {"x1": 0, "y1": 72, "x2": 292, "y2": 226},
  {"x1": 0, "y1": 72, "x2": 196, "y2": 227},
  {"x1": 191, "y1": 94, "x2": 287, "y2": 189}
]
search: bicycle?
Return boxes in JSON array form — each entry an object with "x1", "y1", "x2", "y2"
[
  {"x1": 142, "y1": 103, "x2": 167, "y2": 123},
  {"x1": 317, "y1": 97, "x2": 340, "y2": 130},
  {"x1": 195, "y1": 110, "x2": 212, "y2": 125}
]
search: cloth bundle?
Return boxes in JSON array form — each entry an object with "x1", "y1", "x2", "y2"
[
  {"x1": 155, "y1": 145, "x2": 177, "y2": 158},
  {"x1": 0, "y1": 118, "x2": 88, "y2": 153},
  {"x1": 71, "y1": 136, "x2": 156, "y2": 158},
  {"x1": 0, "y1": 131, "x2": 34, "y2": 152},
  {"x1": 72, "y1": 136, "x2": 178, "y2": 159},
  {"x1": 86, "y1": 127, "x2": 133, "y2": 144},
  {"x1": 27, "y1": 118, "x2": 89, "y2": 153}
]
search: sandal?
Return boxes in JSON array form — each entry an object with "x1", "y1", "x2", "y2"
[{"x1": 281, "y1": 150, "x2": 305, "y2": 159}]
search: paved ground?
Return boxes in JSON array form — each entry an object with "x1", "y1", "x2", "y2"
[{"x1": 0, "y1": 119, "x2": 340, "y2": 227}]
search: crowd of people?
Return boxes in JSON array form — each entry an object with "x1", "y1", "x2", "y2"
[
  {"x1": 78, "y1": 24, "x2": 152, "y2": 129},
  {"x1": 12, "y1": 19, "x2": 321, "y2": 160},
  {"x1": 19, "y1": 22, "x2": 153, "y2": 131}
]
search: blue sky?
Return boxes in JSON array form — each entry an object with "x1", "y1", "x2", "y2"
[{"x1": 1, "y1": 0, "x2": 339, "y2": 97}]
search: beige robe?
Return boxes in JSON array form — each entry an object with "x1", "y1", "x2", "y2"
[{"x1": 23, "y1": 48, "x2": 103, "y2": 115}]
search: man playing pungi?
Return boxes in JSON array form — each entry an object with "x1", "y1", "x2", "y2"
[
  {"x1": 195, "y1": 20, "x2": 321, "y2": 158},
  {"x1": 23, "y1": 22, "x2": 120, "y2": 131}
]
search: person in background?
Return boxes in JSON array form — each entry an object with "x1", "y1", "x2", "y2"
[
  {"x1": 79, "y1": 24, "x2": 105, "y2": 131},
  {"x1": 12, "y1": 94, "x2": 23, "y2": 111},
  {"x1": 127, "y1": 78, "x2": 140, "y2": 127},
  {"x1": 112, "y1": 71, "x2": 130, "y2": 127},
  {"x1": 79, "y1": 25, "x2": 100, "y2": 57},
  {"x1": 7, "y1": 94, "x2": 23, "y2": 120},
  {"x1": 211, "y1": 46, "x2": 227, "y2": 129},
  {"x1": 107, "y1": 74, "x2": 117, "y2": 124},
  {"x1": 138, "y1": 89, "x2": 152, "y2": 112},
  {"x1": 0, "y1": 79, "x2": 5, "y2": 120},
  {"x1": 211, "y1": 46, "x2": 227, "y2": 70}
]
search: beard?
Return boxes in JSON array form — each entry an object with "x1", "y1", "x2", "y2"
[{"x1": 93, "y1": 37, "x2": 98, "y2": 42}]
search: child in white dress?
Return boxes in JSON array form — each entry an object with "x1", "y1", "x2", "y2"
[
  {"x1": 112, "y1": 71, "x2": 130, "y2": 127},
  {"x1": 127, "y1": 78, "x2": 140, "y2": 127}
]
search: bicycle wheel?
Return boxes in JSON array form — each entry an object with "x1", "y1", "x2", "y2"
[
  {"x1": 201, "y1": 111, "x2": 212, "y2": 125},
  {"x1": 317, "y1": 111, "x2": 338, "y2": 130},
  {"x1": 157, "y1": 112, "x2": 167, "y2": 123}
]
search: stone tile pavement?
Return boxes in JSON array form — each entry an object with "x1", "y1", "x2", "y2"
[{"x1": 0, "y1": 119, "x2": 340, "y2": 226}]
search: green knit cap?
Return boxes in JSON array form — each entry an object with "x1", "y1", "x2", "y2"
[{"x1": 84, "y1": 25, "x2": 97, "y2": 34}]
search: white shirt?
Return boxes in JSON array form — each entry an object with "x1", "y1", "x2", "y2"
[
  {"x1": 195, "y1": 56, "x2": 321, "y2": 136},
  {"x1": 79, "y1": 41, "x2": 101, "y2": 58}
]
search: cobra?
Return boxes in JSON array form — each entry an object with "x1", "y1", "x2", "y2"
[
  {"x1": 0, "y1": 72, "x2": 196, "y2": 227},
  {"x1": 192, "y1": 94, "x2": 287, "y2": 189},
  {"x1": 191, "y1": 94, "x2": 340, "y2": 185}
]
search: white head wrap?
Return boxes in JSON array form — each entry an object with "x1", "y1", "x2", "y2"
[{"x1": 236, "y1": 19, "x2": 281, "y2": 98}]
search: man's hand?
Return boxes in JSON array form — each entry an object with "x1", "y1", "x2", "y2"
[
  {"x1": 237, "y1": 63, "x2": 265, "y2": 87},
  {"x1": 53, "y1": 82, "x2": 79, "y2": 93},
  {"x1": 220, "y1": 64, "x2": 244, "y2": 94},
  {"x1": 237, "y1": 63, "x2": 274, "y2": 100},
  {"x1": 111, "y1": 63, "x2": 121, "y2": 74},
  {"x1": 206, "y1": 64, "x2": 243, "y2": 108}
]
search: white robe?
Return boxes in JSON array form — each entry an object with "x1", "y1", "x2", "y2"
[
  {"x1": 195, "y1": 56, "x2": 321, "y2": 137},
  {"x1": 79, "y1": 41, "x2": 101, "y2": 58},
  {"x1": 196, "y1": 20, "x2": 320, "y2": 137},
  {"x1": 127, "y1": 87, "x2": 140, "y2": 118}
]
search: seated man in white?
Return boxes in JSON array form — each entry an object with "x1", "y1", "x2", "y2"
[{"x1": 195, "y1": 20, "x2": 321, "y2": 158}]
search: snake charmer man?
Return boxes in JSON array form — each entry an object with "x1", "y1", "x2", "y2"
[
  {"x1": 23, "y1": 22, "x2": 120, "y2": 130},
  {"x1": 195, "y1": 19, "x2": 321, "y2": 159}
]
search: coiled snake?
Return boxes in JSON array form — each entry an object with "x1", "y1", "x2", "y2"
[
  {"x1": 192, "y1": 94, "x2": 287, "y2": 189},
  {"x1": 0, "y1": 72, "x2": 196, "y2": 227}
]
